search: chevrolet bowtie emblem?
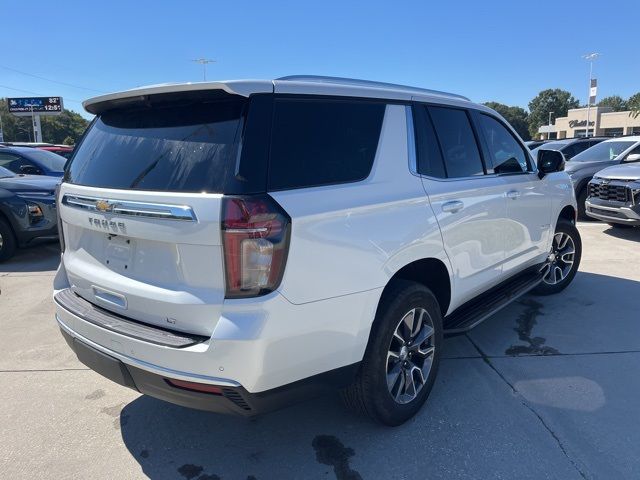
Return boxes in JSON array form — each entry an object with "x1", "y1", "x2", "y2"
[{"x1": 95, "y1": 200, "x2": 113, "y2": 212}]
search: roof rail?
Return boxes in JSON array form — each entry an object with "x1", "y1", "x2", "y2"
[{"x1": 276, "y1": 75, "x2": 470, "y2": 101}]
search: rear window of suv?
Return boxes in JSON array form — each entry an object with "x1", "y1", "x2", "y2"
[
  {"x1": 67, "y1": 95, "x2": 386, "y2": 194},
  {"x1": 66, "y1": 97, "x2": 247, "y2": 193},
  {"x1": 268, "y1": 98, "x2": 385, "y2": 190}
]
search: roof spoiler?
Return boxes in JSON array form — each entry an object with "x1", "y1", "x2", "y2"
[{"x1": 83, "y1": 81, "x2": 273, "y2": 115}]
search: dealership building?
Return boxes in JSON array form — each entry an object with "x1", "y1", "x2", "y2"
[{"x1": 538, "y1": 106, "x2": 640, "y2": 139}]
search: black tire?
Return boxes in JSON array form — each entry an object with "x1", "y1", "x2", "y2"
[
  {"x1": 607, "y1": 223, "x2": 633, "y2": 229},
  {"x1": 577, "y1": 187, "x2": 589, "y2": 221},
  {"x1": 532, "y1": 220, "x2": 582, "y2": 296},
  {"x1": 341, "y1": 280, "x2": 443, "y2": 426},
  {"x1": 0, "y1": 217, "x2": 17, "y2": 262}
]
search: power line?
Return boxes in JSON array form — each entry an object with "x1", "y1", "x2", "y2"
[
  {"x1": 0, "y1": 84, "x2": 83, "y2": 103},
  {"x1": 0, "y1": 64, "x2": 106, "y2": 93}
]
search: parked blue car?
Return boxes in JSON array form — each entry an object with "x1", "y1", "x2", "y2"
[{"x1": 0, "y1": 145, "x2": 66, "y2": 177}]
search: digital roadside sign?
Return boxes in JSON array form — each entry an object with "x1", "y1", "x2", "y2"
[{"x1": 7, "y1": 97, "x2": 64, "y2": 116}]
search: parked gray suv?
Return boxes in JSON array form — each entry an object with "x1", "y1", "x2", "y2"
[
  {"x1": 586, "y1": 162, "x2": 640, "y2": 227},
  {"x1": 564, "y1": 137, "x2": 640, "y2": 219}
]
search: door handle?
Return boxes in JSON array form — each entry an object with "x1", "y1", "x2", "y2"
[
  {"x1": 442, "y1": 200, "x2": 464, "y2": 213},
  {"x1": 506, "y1": 190, "x2": 521, "y2": 199}
]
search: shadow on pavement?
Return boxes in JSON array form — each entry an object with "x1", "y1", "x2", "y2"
[
  {"x1": 117, "y1": 352, "x2": 584, "y2": 480},
  {"x1": 0, "y1": 240, "x2": 60, "y2": 273},
  {"x1": 116, "y1": 270, "x2": 640, "y2": 479},
  {"x1": 601, "y1": 224, "x2": 640, "y2": 241}
]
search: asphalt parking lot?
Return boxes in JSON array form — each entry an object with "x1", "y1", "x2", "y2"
[{"x1": 2, "y1": 223, "x2": 639, "y2": 480}]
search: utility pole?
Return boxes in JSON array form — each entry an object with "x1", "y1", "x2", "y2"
[
  {"x1": 191, "y1": 58, "x2": 216, "y2": 81},
  {"x1": 582, "y1": 53, "x2": 600, "y2": 138},
  {"x1": 548, "y1": 111, "x2": 554, "y2": 140}
]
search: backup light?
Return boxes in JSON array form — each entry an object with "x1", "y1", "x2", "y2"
[{"x1": 221, "y1": 195, "x2": 291, "y2": 298}]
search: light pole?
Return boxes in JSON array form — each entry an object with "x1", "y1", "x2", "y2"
[
  {"x1": 582, "y1": 52, "x2": 600, "y2": 138},
  {"x1": 548, "y1": 111, "x2": 554, "y2": 140},
  {"x1": 191, "y1": 58, "x2": 216, "y2": 81}
]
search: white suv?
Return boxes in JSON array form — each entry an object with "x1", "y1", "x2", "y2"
[{"x1": 54, "y1": 76, "x2": 581, "y2": 425}]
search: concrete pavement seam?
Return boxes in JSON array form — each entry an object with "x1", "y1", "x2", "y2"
[
  {"x1": 465, "y1": 333, "x2": 589, "y2": 480},
  {"x1": 442, "y1": 349, "x2": 640, "y2": 360}
]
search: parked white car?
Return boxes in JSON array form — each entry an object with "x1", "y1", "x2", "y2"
[{"x1": 54, "y1": 76, "x2": 580, "y2": 425}]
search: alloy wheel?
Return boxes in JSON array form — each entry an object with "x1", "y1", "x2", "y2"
[
  {"x1": 386, "y1": 307, "x2": 435, "y2": 404},
  {"x1": 541, "y1": 232, "x2": 575, "y2": 285}
]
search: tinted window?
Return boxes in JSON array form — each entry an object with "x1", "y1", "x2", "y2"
[
  {"x1": 429, "y1": 106, "x2": 484, "y2": 178},
  {"x1": 571, "y1": 141, "x2": 635, "y2": 162},
  {"x1": 0, "y1": 166, "x2": 15, "y2": 178},
  {"x1": 413, "y1": 105, "x2": 446, "y2": 178},
  {"x1": 67, "y1": 98, "x2": 247, "y2": 192},
  {"x1": 478, "y1": 114, "x2": 529, "y2": 174},
  {"x1": 0, "y1": 153, "x2": 21, "y2": 171},
  {"x1": 0, "y1": 152, "x2": 37, "y2": 174},
  {"x1": 268, "y1": 99, "x2": 385, "y2": 190},
  {"x1": 22, "y1": 148, "x2": 66, "y2": 172},
  {"x1": 561, "y1": 143, "x2": 580, "y2": 159},
  {"x1": 570, "y1": 142, "x2": 592, "y2": 157}
]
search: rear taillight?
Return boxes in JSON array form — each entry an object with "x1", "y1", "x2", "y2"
[{"x1": 222, "y1": 195, "x2": 291, "y2": 298}]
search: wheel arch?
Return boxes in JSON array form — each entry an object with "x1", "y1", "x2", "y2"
[
  {"x1": 0, "y1": 206, "x2": 18, "y2": 236},
  {"x1": 379, "y1": 258, "x2": 451, "y2": 318},
  {"x1": 558, "y1": 204, "x2": 577, "y2": 224}
]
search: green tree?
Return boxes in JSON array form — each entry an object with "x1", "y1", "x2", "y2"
[
  {"x1": 528, "y1": 89, "x2": 579, "y2": 138},
  {"x1": 627, "y1": 92, "x2": 640, "y2": 119},
  {"x1": 62, "y1": 136, "x2": 75, "y2": 146},
  {"x1": 483, "y1": 102, "x2": 530, "y2": 140},
  {"x1": 40, "y1": 110, "x2": 89, "y2": 144},
  {"x1": 598, "y1": 95, "x2": 627, "y2": 112},
  {"x1": 0, "y1": 98, "x2": 89, "y2": 144},
  {"x1": 0, "y1": 99, "x2": 33, "y2": 142}
]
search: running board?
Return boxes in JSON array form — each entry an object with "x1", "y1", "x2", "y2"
[{"x1": 443, "y1": 267, "x2": 544, "y2": 335}]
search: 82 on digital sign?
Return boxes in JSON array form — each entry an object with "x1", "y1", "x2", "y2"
[{"x1": 7, "y1": 97, "x2": 64, "y2": 116}]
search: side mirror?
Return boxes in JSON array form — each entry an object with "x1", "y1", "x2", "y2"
[
  {"x1": 625, "y1": 153, "x2": 640, "y2": 163},
  {"x1": 536, "y1": 149, "x2": 565, "y2": 179},
  {"x1": 19, "y1": 165, "x2": 40, "y2": 175}
]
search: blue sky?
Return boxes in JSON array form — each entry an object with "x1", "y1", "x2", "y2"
[{"x1": 2, "y1": 0, "x2": 638, "y2": 118}]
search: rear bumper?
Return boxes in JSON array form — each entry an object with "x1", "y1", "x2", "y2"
[
  {"x1": 54, "y1": 259, "x2": 381, "y2": 412},
  {"x1": 585, "y1": 198, "x2": 640, "y2": 225},
  {"x1": 60, "y1": 327, "x2": 358, "y2": 416}
]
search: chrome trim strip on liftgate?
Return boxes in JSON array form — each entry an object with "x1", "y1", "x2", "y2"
[{"x1": 61, "y1": 194, "x2": 197, "y2": 221}]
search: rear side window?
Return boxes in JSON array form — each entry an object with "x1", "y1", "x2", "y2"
[
  {"x1": 560, "y1": 144, "x2": 578, "y2": 159},
  {"x1": 571, "y1": 142, "x2": 592, "y2": 157},
  {"x1": 268, "y1": 98, "x2": 385, "y2": 190},
  {"x1": 22, "y1": 149, "x2": 66, "y2": 172},
  {"x1": 413, "y1": 105, "x2": 446, "y2": 178},
  {"x1": 428, "y1": 106, "x2": 484, "y2": 178},
  {"x1": 66, "y1": 97, "x2": 248, "y2": 193},
  {"x1": 477, "y1": 114, "x2": 530, "y2": 174},
  {"x1": 0, "y1": 153, "x2": 23, "y2": 172}
]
